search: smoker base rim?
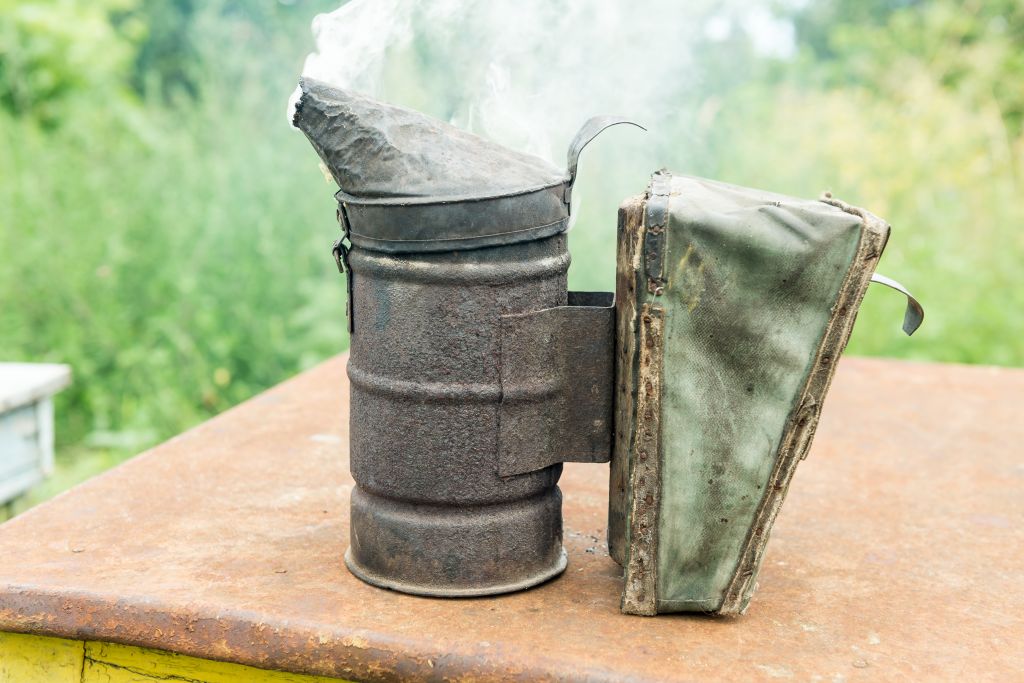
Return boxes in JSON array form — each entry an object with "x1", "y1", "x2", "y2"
[{"x1": 343, "y1": 547, "x2": 568, "y2": 598}]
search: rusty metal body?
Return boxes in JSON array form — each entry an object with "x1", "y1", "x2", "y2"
[
  {"x1": 345, "y1": 234, "x2": 571, "y2": 596},
  {"x1": 292, "y1": 78, "x2": 636, "y2": 597}
]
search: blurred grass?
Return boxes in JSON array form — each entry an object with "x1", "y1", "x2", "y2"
[
  {"x1": 2, "y1": 0, "x2": 1023, "y2": 515},
  {"x1": 1, "y1": 0, "x2": 345, "y2": 514}
]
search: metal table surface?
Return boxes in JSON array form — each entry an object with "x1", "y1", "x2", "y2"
[{"x1": 0, "y1": 355, "x2": 1020, "y2": 681}]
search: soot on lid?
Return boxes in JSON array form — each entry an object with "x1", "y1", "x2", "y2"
[{"x1": 292, "y1": 77, "x2": 565, "y2": 202}]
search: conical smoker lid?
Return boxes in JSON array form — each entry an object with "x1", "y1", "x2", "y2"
[
  {"x1": 293, "y1": 78, "x2": 642, "y2": 253},
  {"x1": 293, "y1": 78, "x2": 565, "y2": 201}
]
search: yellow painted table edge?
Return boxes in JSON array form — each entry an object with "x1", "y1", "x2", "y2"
[{"x1": 0, "y1": 631, "x2": 352, "y2": 682}]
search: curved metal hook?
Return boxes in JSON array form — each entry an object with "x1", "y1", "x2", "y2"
[
  {"x1": 564, "y1": 116, "x2": 646, "y2": 203},
  {"x1": 870, "y1": 273, "x2": 924, "y2": 336}
]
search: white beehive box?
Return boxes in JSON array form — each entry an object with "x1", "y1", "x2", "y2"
[{"x1": 0, "y1": 363, "x2": 71, "y2": 505}]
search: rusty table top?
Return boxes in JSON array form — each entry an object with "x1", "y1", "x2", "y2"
[{"x1": 0, "y1": 355, "x2": 1021, "y2": 681}]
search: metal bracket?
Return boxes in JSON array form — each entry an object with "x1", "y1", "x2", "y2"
[
  {"x1": 497, "y1": 291, "x2": 615, "y2": 477},
  {"x1": 870, "y1": 273, "x2": 924, "y2": 336},
  {"x1": 332, "y1": 205, "x2": 355, "y2": 333},
  {"x1": 644, "y1": 170, "x2": 671, "y2": 295}
]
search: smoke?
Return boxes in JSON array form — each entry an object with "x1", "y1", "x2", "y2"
[
  {"x1": 289, "y1": 0, "x2": 760, "y2": 157},
  {"x1": 288, "y1": 0, "x2": 795, "y2": 288}
]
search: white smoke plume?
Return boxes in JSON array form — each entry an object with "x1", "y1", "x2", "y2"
[{"x1": 288, "y1": 0, "x2": 794, "y2": 287}]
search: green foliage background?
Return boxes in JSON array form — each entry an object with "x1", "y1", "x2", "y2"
[{"x1": 1, "y1": 0, "x2": 1021, "y2": 510}]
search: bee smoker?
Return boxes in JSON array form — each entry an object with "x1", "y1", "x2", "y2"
[
  {"x1": 293, "y1": 79, "x2": 922, "y2": 612},
  {"x1": 294, "y1": 78, "x2": 640, "y2": 596}
]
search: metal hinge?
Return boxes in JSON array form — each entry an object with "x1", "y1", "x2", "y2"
[
  {"x1": 332, "y1": 203, "x2": 355, "y2": 334},
  {"x1": 644, "y1": 170, "x2": 672, "y2": 295}
]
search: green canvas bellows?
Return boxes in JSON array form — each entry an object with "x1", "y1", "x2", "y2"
[{"x1": 609, "y1": 171, "x2": 922, "y2": 616}]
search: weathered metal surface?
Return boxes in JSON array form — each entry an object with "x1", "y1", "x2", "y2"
[
  {"x1": 292, "y1": 78, "x2": 565, "y2": 200},
  {"x1": 345, "y1": 235, "x2": 570, "y2": 596},
  {"x1": 642, "y1": 171, "x2": 670, "y2": 294},
  {"x1": 607, "y1": 197, "x2": 645, "y2": 567},
  {"x1": 497, "y1": 291, "x2": 614, "y2": 477},
  {"x1": 619, "y1": 304, "x2": 664, "y2": 617},
  {"x1": 292, "y1": 79, "x2": 641, "y2": 254},
  {"x1": 292, "y1": 77, "x2": 567, "y2": 253},
  {"x1": 0, "y1": 355, "x2": 1022, "y2": 680},
  {"x1": 295, "y1": 81, "x2": 644, "y2": 596}
]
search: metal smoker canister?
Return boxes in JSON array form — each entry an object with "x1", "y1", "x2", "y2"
[
  {"x1": 346, "y1": 234, "x2": 570, "y2": 595},
  {"x1": 293, "y1": 78, "x2": 640, "y2": 596}
]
